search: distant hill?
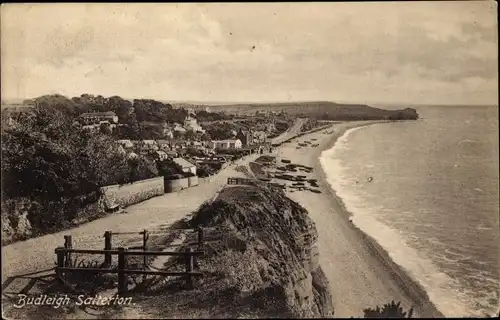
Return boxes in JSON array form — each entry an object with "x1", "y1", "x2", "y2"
[
  {"x1": 172, "y1": 101, "x2": 419, "y2": 120},
  {"x1": 3, "y1": 95, "x2": 419, "y2": 121}
]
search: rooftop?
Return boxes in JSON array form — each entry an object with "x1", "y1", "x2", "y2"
[
  {"x1": 211, "y1": 139, "x2": 242, "y2": 143},
  {"x1": 173, "y1": 157, "x2": 196, "y2": 168},
  {"x1": 80, "y1": 111, "x2": 117, "y2": 117}
]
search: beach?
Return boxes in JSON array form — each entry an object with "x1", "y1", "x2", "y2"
[{"x1": 275, "y1": 121, "x2": 444, "y2": 318}]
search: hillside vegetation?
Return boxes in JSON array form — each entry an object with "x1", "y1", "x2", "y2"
[{"x1": 180, "y1": 101, "x2": 419, "y2": 120}]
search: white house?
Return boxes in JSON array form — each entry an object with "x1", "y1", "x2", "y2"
[
  {"x1": 155, "y1": 150, "x2": 168, "y2": 161},
  {"x1": 172, "y1": 157, "x2": 197, "y2": 175},
  {"x1": 79, "y1": 111, "x2": 119, "y2": 125},
  {"x1": 209, "y1": 139, "x2": 242, "y2": 149},
  {"x1": 117, "y1": 139, "x2": 134, "y2": 149},
  {"x1": 141, "y1": 140, "x2": 159, "y2": 151},
  {"x1": 183, "y1": 115, "x2": 206, "y2": 133},
  {"x1": 173, "y1": 124, "x2": 187, "y2": 134}
]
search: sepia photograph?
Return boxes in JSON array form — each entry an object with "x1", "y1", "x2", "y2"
[{"x1": 1, "y1": 2, "x2": 498, "y2": 319}]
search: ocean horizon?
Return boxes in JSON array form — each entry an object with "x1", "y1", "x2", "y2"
[{"x1": 320, "y1": 106, "x2": 499, "y2": 317}]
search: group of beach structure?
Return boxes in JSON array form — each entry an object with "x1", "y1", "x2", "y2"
[{"x1": 250, "y1": 155, "x2": 322, "y2": 194}]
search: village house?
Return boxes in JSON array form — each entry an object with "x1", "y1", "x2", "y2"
[
  {"x1": 173, "y1": 123, "x2": 187, "y2": 134},
  {"x1": 79, "y1": 111, "x2": 118, "y2": 125},
  {"x1": 117, "y1": 139, "x2": 134, "y2": 149},
  {"x1": 117, "y1": 145, "x2": 127, "y2": 155},
  {"x1": 155, "y1": 150, "x2": 168, "y2": 161},
  {"x1": 142, "y1": 140, "x2": 158, "y2": 151},
  {"x1": 253, "y1": 130, "x2": 268, "y2": 143},
  {"x1": 166, "y1": 150, "x2": 179, "y2": 158},
  {"x1": 156, "y1": 140, "x2": 171, "y2": 151},
  {"x1": 164, "y1": 128, "x2": 174, "y2": 139},
  {"x1": 209, "y1": 139, "x2": 243, "y2": 149},
  {"x1": 172, "y1": 157, "x2": 197, "y2": 175},
  {"x1": 236, "y1": 129, "x2": 253, "y2": 146},
  {"x1": 183, "y1": 114, "x2": 206, "y2": 133}
]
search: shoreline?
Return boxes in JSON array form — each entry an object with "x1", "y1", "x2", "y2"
[{"x1": 277, "y1": 121, "x2": 444, "y2": 317}]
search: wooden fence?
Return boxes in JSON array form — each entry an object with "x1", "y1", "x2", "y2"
[
  {"x1": 227, "y1": 177, "x2": 256, "y2": 186},
  {"x1": 56, "y1": 228, "x2": 205, "y2": 294}
]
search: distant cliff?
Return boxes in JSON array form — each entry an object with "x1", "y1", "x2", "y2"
[
  {"x1": 178, "y1": 101, "x2": 419, "y2": 120},
  {"x1": 181, "y1": 181, "x2": 335, "y2": 318}
]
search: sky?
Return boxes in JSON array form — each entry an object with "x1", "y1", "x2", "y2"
[{"x1": 1, "y1": 2, "x2": 498, "y2": 105}]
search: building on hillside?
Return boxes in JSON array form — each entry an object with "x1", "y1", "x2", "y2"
[
  {"x1": 82, "y1": 125, "x2": 96, "y2": 131},
  {"x1": 155, "y1": 150, "x2": 168, "y2": 161},
  {"x1": 156, "y1": 140, "x2": 171, "y2": 150},
  {"x1": 173, "y1": 123, "x2": 187, "y2": 134},
  {"x1": 117, "y1": 145, "x2": 127, "y2": 155},
  {"x1": 236, "y1": 128, "x2": 253, "y2": 146},
  {"x1": 172, "y1": 157, "x2": 197, "y2": 175},
  {"x1": 183, "y1": 114, "x2": 205, "y2": 133},
  {"x1": 164, "y1": 128, "x2": 174, "y2": 139},
  {"x1": 142, "y1": 140, "x2": 158, "y2": 150},
  {"x1": 189, "y1": 141, "x2": 204, "y2": 147},
  {"x1": 79, "y1": 111, "x2": 118, "y2": 125},
  {"x1": 166, "y1": 150, "x2": 178, "y2": 158},
  {"x1": 117, "y1": 139, "x2": 134, "y2": 149},
  {"x1": 253, "y1": 131, "x2": 268, "y2": 143},
  {"x1": 209, "y1": 139, "x2": 242, "y2": 150}
]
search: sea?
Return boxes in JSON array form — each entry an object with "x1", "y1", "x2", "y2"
[{"x1": 320, "y1": 106, "x2": 499, "y2": 317}]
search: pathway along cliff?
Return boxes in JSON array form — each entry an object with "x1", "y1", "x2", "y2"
[{"x1": 113, "y1": 181, "x2": 335, "y2": 318}]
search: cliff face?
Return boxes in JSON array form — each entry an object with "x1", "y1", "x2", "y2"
[{"x1": 189, "y1": 181, "x2": 334, "y2": 318}]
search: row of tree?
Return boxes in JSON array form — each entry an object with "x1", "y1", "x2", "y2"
[{"x1": 1, "y1": 104, "x2": 159, "y2": 234}]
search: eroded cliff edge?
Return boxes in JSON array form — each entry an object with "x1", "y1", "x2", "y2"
[{"x1": 182, "y1": 181, "x2": 334, "y2": 318}]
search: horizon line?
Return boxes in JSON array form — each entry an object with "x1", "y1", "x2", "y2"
[{"x1": 1, "y1": 95, "x2": 497, "y2": 108}]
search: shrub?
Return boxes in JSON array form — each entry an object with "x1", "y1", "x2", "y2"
[
  {"x1": 363, "y1": 300, "x2": 414, "y2": 318},
  {"x1": 1, "y1": 104, "x2": 133, "y2": 232}
]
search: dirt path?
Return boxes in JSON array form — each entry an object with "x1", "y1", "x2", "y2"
[
  {"x1": 1, "y1": 155, "x2": 260, "y2": 282},
  {"x1": 271, "y1": 118, "x2": 308, "y2": 145}
]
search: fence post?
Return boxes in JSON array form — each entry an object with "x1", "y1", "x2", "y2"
[
  {"x1": 117, "y1": 247, "x2": 127, "y2": 295},
  {"x1": 104, "y1": 231, "x2": 112, "y2": 266},
  {"x1": 55, "y1": 247, "x2": 65, "y2": 281},
  {"x1": 142, "y1": 229, "x2": 149, "y2": 281},
  {"x1": 185, "y1": 247, "x2": 194, "y2": 289},
  {"x1": 194, "y1": 227, "x2": 204, "y2": 267},
  {"x1": 63, "y1": 235, "x2": 73, "y2": 267}
]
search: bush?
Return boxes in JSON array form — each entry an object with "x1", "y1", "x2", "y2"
[
  {"x1": 157, "y1": 159, "x2": 183, "y2": 176},
  {"x1": 0, "y1": 104, "x2": 133, "y2": 232},
  {"x1": 197, "y1": 164, "x2": 216, "y2": 177},
  {"x1": 363, "y1": 301, "x2": 414, "y2": 318}
]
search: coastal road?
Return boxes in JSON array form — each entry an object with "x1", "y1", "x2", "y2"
[{"x1": 271, "y1": 117, "x2": 308, "y2": 145}]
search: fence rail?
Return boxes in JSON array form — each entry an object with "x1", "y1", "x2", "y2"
[{"x1": 56, "y1": 227, "x2": 206, "y2": 294}]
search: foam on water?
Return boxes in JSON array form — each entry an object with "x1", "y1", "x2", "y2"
[{"x1": 319, "y1": 126, "x2": 485, "y2": 317}]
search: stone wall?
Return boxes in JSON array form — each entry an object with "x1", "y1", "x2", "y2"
[
  {"x1": 164, "y1": 177, "x2": 190, "y2": 193},
  {"x1": 101, "y1": 176, "x2": 164, "y2": 208}
]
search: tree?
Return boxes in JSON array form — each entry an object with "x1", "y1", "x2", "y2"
[
  {"x1": 157, "y1": 159, "x2": 183, "y2": 177},
  {"x1": 1, "y1": 104, "x2": 131, "y2": 231},
  {"x1": 99, "y1": 123, "x2": 112, "y2": 135},
  {"x1": 105, "y1": 96, "x2": 133, "y2": 122},
  {"x1": 139, "y1": 122, "x2": 163, "y2": 140},
  {"x1": 363, "y1": 301, "x2": 414, "y2": 318}
]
